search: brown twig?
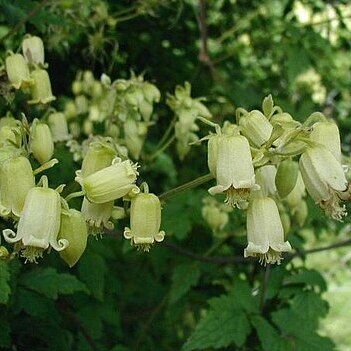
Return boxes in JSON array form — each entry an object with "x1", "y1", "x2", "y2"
[
  {"x1": 0, "y1": 0, "x2": 51, "y2": 44},
  {"x1": 162, "y1": 238, "x2": 351, "y2": 265},
  {"x1": 196, "y1": 0, "x2": 218, "y2": 81}
]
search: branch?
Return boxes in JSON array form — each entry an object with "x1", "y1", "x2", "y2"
[
  {"x1": 195, "y1": 0, "x2": 217, "y2": 81},
  {"x1": 162, "y1": 238, "x2": 351, "y2": 265},
  {"x1": 0, "y1": 0, "x2": 51, "y2": 44}
]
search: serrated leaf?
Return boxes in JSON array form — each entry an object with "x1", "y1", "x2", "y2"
[
  {"x1": 251, "y1": 316, "x2": 286, "y2": 351},
  {"x1": 170, "y1": 263, "x2": 201, "y2": 303},
  {"x1": 291, "y1": 291, "x2": 328, "y2": 328},
  {"x1": 262, "y1": 94, "x2": 274, "y2": 117},
  {"x1": 183, "y1": 294, "x2": 250, "y2": 350},
  {"x1": 78, "y1": 251, "x2": 107, "y2": 301},
  {"x1": 20, "y1": 267, "x2": 87, "y2": 299},
  {"x1": 272, "y1": 308, "x2": 335, "y2": 351},
  {"x1": 13, "y1": 287, "x2": 50, "y2": 317},
  {"x1": 230, "y1": 278, "x2": 259, "y2": 313},
  {"x1": 0, "y1": 262, "x2": 11, "y2": 304},
  {"x1": 284, "y1": 268, "x2": 327, "y2": 292}
]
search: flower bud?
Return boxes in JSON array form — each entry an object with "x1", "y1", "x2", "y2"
[
  {"x1": 30, "y1": 119, "x2": 54, "y2": 164},
  {"x1": 5, "y1": 53, "x2": 33, "y2": 89},
  {"x1": 28, "y1": 69, "x2": 56, "y2": 104},
  {"x1": 239, "y1": 110, "x2": 273, "y2": 147},
  {"x1": 81, "y1": 141, "x2": 116, "y2": 177},
  {"x1": 293, "y1": 200, "x2": 308, "y2": 227},
  {"x1": 275, "y1": 160, "x2": 299, "y2": 198},
  {"x1": 48, "y1": 112, "x2": 70, "y2": 142},
  {"x1": 3, "y1": 186, "x2": 67, "y2": 262},
  {"x1": 58, "y1": 209, "x2": 88, "y2": 267},
  {"x1": 202, "y1": 198, "x2": 229, "y2": 235},
  {"x1": 124, "y1": 119, "x2": 147, "y2": 160},
  {"x1": 142, "y1": 82, "x2": 160, "y2": 103},
  {"x1": 255, "y1": 165, "x2": 277, "y2": 197},
  {"x1": 75, "y1": 95, "x2": 89, "y2": 114},
  {"x1": 76, "y1": 158, "x2": 139, "y2": 203},
  {"x1": 244, "y1": 197, "x2": 292, "y2": 265},
  {"x1": 284, "y1": 171, "x2": 306, "y2": 209},
  {"x1": 22, "y1": 35, "x2": 45, "y2": 65},
  {"x1": 0, "y1": 126, "x2": 18, "y2": 146},
  {"x1": 310, "y1": 121, "x2": 341, "y2": 162},
  {"x1": 0, "y1": 156, "x2": 35, "y2": 217},
  {"x1": 124, "y1": 192, "x2": 165, "y2": 251},
  {"x1": 139, "y1": 99, "x2": 153, "y2": 121}
]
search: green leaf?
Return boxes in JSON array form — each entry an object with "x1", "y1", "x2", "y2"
[
  {"x1": 20, "y1": 267, "x2": 87, "y2": 299},
  {"x1": 272, "y1": 309, "x2": 335, "y2": 351},
  {"x1": 170, "y1": 263, "x2": 201, "y2": 303},
  {"x1": 0, "y1": 317, "x2": 11, "y2": 348},
  {"x1": 183, "y1": 294, "x2": 251, "y2": 350},
  {"x1": 230, "y1": 277, "x2": 259, "y2": 314},
  {"x1": 78, "y1": 251, "x2": 107, "y2": 301},
  {"x1": 13, "y1": 287, "x2": 51, "y2": 317},
  {"x1": 290, "y1": 291, "x2": 328, "y2": 328},
  {"x1": 0, "y1": 262, "x2": 11, "y2": 304},
  {"x1": 284, "y1": 268, "x2": 327, "y2": 292},
  {"x1": 251, "y1": 316, "x2": 286, "y2": 351}
]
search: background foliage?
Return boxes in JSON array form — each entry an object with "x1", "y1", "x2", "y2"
[{"x1": 0, "y1": 0, "x2": 351, "y2": 350}]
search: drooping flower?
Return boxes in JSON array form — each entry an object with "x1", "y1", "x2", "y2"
[
  {"x1": 309, "y1": 120, "x2": 341, "y2": 162},
  {"x1": 81, "y1": 197, "x2": 114, "y2": 231},
  {"x1": 0, "y1": 156, "x2": 35, "y2": 218},
  {"x1": 5, "y1": 53, "x2": 33, "y2": 89},
  {"x1": 48, "y1": 112, "x2": 71, "y2": 142},
  {"x1": 244, "y1": 197, "x2": 292, "y2": 265},
  {"x1": 124, "y1": 189, "x2": 165, "y2": 251},
  {"x1": 28, "y1": 69, "x2": 56, "y2": 104},
  {"x1": 299, "y1": 145, "x2": 348, "y2": 220},
  {"x1": 208, "y1": 132, "x2": 259, "y2": 208},
  {"x1": 22, "y1": 35, "x2": 45, "y2": 65},
  {"x1": 2, "y1": 185, "x2": 68, "y2": 262},
  {"x1": 75, "y1": 158, "x2": 139, "y2": 204}
]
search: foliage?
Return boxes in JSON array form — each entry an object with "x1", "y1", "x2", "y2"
[{"x1": 0, "y1": 0, "x2": 350, "y2": 350}]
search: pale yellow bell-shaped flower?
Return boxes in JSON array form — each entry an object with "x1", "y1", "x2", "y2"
[
  {"x1": 123, "y1": 119, "x2": 148, "y2": 160},
  {"x1": 76, "y1": 158, "x2": 139, "y2": 203},
  {"x1": 22, "y1": 35, "x2": 45, "y2": 65},
  {"x1": 310, "y1": 120, "x2": 342, "y2": 162},
  {"x1": 58, "y1": 209, "x2": 88, "y2": 267},
  {"x1": 81, "y1": 197, "x2": 114, "y2": 231},
  {"x1": 299, "y1": 145, "x2": 348, "y2": 220},
  {"x1": 3, "y1": 185, "x2": 68, "y2": 262},
  {"x1": 30, "y1": 119, "x2": 54, "y2": 164},
  {"x1": 124, "y1": 189, "x2": 165, "y2": 251},
  {"x1": 48, "y1": 112, "x2": 70, "y2": 142},
  {"x1": 244, "y1": 197, "x2": 292, "y2": 265},
  {"x1": 5, "y1": 53, "x2": 33, "y2": 89},
  {"x1": 208, "y1": 134, "x2": 258, "y2": 208},
  {"x1": 0, "y1": 156, "x2": 35, "y2": 218},
  {"x1": 239, "y1": 110, "x2": 273, "y2": 147},
  {"x1": 28, "y1": 69, "x2": 56, "y2": 104}
]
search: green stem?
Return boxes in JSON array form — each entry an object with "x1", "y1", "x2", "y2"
[
  {"x1": 148, "y1": 134, "x2": 175, "y2": 161},
  {"x1": 65, "y1": 191, "x2": 85, "y2": 202},
  {"x1": 159, "y1": 173, "x2": 213, "y2": 202},
  {"x1": 156, "y1": 116, "x2": 176, "y2": 149}
]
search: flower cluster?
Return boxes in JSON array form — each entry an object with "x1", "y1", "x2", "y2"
[{"x1": 204, "y1": 95, "x2": 349, "y2": 265}]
